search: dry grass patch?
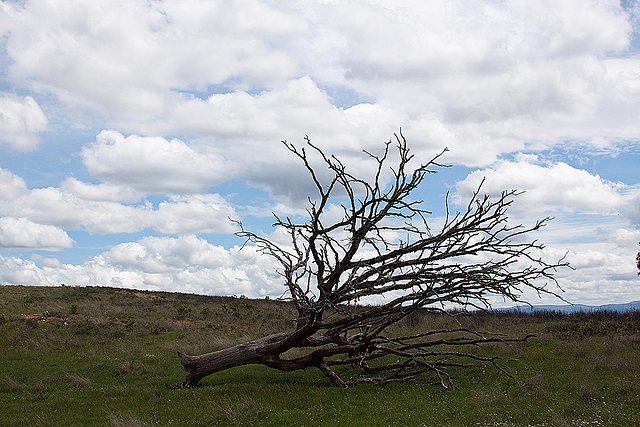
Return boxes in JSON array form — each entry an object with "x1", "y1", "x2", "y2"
[
  {"x1": 64, "y1": 371, "x2": 91, "y2": 387},
  {"x1": 111, "y1": 413, "x2": 155, "y2": 427},
  {"x1": 1, "y1": 376, "x2": 28, "y2": 392}
]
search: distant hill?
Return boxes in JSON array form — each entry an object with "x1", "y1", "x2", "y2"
[{"x1": 504, "y1": 301, "x2": 640, "y2": 313}]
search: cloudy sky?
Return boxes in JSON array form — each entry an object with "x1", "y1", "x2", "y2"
[{"x1": 1, "y1": 0, "x2": 639, "y2": 306}]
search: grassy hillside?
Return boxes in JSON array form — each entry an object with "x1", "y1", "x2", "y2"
[{"x1": 1, "y1": 284, "x2": 639, "y2": 426}]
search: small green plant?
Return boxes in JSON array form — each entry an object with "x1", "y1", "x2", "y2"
[
  {"x1": 69, "y1": 304, "x2": 79, "y2": 315},
  {"x1": 120, "y1": 315, "x2": 135, "y2": 329},
  {"x1": 176, "y1": 305, "x2": 192, "y2": 316},
  {"x1": 72, "y1": 320, "x2": 95, "y2": 335},
  {"x1": 21, "y1": 294, "x2": 35, "y2": 306}
]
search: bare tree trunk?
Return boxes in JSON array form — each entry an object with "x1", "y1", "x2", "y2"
[
  {"x1": 176, "y1": 332, "x2": 292, "y2": 387},
  {"x1": 177, "y1": 346, "x2": 264, "y2": 388},
  {"x1": 176, "y1": 317, "x2": 350, "y2": 388}
]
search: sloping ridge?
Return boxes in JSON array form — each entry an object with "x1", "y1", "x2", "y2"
[{"x1": 507, "y1": 300, "x2": 640, "y2": 313}]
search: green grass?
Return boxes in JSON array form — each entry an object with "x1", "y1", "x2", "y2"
[{"x1": 1, "y1": 285, "x2": 639, "y2": 426}]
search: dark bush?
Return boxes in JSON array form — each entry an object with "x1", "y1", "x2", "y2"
[
  {"x1": 72, "y1": 320, "x2": 95, "y2": 336},
  {"x1": 176, "y1": 305, "x2": 192, "y2": 316}
]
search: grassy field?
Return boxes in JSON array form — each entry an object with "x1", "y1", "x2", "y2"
[{"x1": 1, "y1": 284, "x2": 639, "y2": 426}]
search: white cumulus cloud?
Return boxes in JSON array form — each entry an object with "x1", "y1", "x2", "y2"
[
  {"x1": 60, "y1": 177, "x2": 143, "y2": 203},
  {"x1": 154, "y1": 194, "x2": 237, "y2": 235},
  {"x1": 0, "y1": 168, "x2": 29, "y2": 200},
  {"x1": 618, "y1": 193, "x2": 640, "y2": 228},
  {"x1": 0, "y1": 95, "x2": 47, "y2": 151},
  {"x1": 0, "y1": 171, "x2": 238, "y2": 235},
  {"x1": 81, "y1": 131, "x2": 228, "y2": 193},
  {"x1": 0, "y1": 217, "x2": 74, "y2": 250},
  {"x1": 0, "y1": 235, "x2": 282, "y2": 297},
  {"x1": 0, "y1": 186, "x2": 153, "y2": 234},
  {"x1": 2, "y1": 0, "x2": 300, "y2": 118},
  {"x1": 456, "y1": 158, "x2": 626, "y2": 213},
  {"x1": 550, "y1": 242, "x2": 640, "y2": 305},
  {"x1": 2, "y1": 0, "x2": 638, "y2": 167}
]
